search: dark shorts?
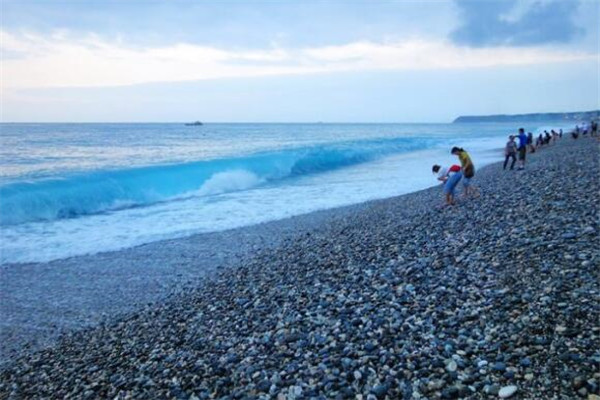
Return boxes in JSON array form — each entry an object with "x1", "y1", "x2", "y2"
[{"x1": 518, "y1": 147, "x2": 527, "y2": 160}]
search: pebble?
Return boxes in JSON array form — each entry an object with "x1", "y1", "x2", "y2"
[
  {"x1": 446, "y1": 360, "x2": 458, "y2": 372},
  {"x1": 371, "y1": 384, "x2": 389, "y2": 397},
  {"x1": 498, "y1": 385, "x2": 518, "y2": 398},
  {"x1": 492, "y1": 362, "x2": 506, "y2": 372}
]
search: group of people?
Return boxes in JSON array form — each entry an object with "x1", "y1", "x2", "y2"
[
  {"x1": 431, "y1": 119, "x2": 599, "y2": 206},
  {"x1": 573, "y1": 121, "x2": 598, "y2": 138},
  {"x1": 503, "y1": 127, "x2": 566, "y2": 171},
  {"x1": 432, "y1": 147, "x2": 476, "y2": 206}
]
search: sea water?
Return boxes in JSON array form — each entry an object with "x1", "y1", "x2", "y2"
[{"x1": 0, "y1": 122, "x2": 570, "y2": 264}]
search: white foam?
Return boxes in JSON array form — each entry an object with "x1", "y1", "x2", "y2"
[
  {"x1": 195, "y1": 170, "x2": 264, "y2": 197},
  {"x1": 0, "y1": 131, "x2": 521, "y2": 264}
]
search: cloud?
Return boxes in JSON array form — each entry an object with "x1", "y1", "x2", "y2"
[
  {"x1": 451, "y1": 0, "x2": 584, "y2": 47},
  {"x1": 1, "y1": 29, "x2": 595, "y2": 91}
]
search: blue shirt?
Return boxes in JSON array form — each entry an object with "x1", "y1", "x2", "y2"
[{"x1": 518, "y1": 133, "x2": 527, "y2": 149}]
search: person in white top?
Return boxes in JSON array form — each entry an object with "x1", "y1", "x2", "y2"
[{"x1": 432, "y1": 164, "x2": 462, "y2": 205}]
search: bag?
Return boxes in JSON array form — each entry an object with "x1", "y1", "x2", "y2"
[
  {"x1": 449, "y1": 164, "x2": 461, "y2": 173},
  {"x1": 464, "y1": 164, "x2": 475, "y2": 178}
]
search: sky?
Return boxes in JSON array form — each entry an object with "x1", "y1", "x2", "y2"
[{"x1": 1, "y1": 0, "x2": 599, "y2": 122}]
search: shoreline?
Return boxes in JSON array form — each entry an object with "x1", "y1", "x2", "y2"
[
  {"x1": 1, "y1": 136, "x2": 599, "y2": 399},
  {"x1": 0, "y1": 163, "x2": 442, "y2": 364}
]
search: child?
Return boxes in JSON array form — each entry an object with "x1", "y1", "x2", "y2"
[
  {"x1": 504, "y1": 135, "x2": 517, "y2": 170},
  {"x1": 432, "y1": 164, "x2": 462, "y2": 205}
]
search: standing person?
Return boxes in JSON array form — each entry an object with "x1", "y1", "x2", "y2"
[
  {"x1": 544, "y1": 130, "x2": 551, "y2": 145},
  {"x1": 432, "y1": 164, "x2": 462, "y2": 205},
  {"x1": 504, "y1": 135, "x2": 518, "y2": 170},
  {"x1": 527, "y1": 132, "x2": 535, "y2": 153},
  {"x1": 517, "y1": 128, "x2": 528, "y2": 170},
  {"x1": 451, "y1": 147, "x2": 477, "y2": 197}
]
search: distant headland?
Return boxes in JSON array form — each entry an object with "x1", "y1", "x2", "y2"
[{"x1": 453, "y1": 110, "x2": 599, "y2": 123}]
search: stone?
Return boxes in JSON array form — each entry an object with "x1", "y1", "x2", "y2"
[
  {"x1": 371, "y1": 384, "x2": 389, "y2": 398},
  {"x1": 498, "y1": 385, "x2": 518, "y2": 398},
  {"x1": 446, "y1": 360, "x2": 458, "y2": 372}
]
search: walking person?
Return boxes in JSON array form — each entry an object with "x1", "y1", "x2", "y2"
[
  {"x1": 504, "y1": 135, "x2": 518, "y2": 170},
  {"x1": 432, "y1": 164, "x2": 462, "y2": 206},
  {"x1": 517, "y1": 128, "x2": 528, "y2": 170},
  {"x1": 451, "y1": 147, "x2": 478, "y2": 197}
]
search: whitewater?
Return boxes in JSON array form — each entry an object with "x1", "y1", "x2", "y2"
[{"x1": 0, "y1": 122, "x2": 569, "y2": 264}]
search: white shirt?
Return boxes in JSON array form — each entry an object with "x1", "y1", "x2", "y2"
[{"x1": 437, "y1": 167, "x2": 455, "y2": 180}]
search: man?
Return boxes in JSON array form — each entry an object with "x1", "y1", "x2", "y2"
[{"x1": 517, "y1": 128, "x2": 528, "y2": 170}]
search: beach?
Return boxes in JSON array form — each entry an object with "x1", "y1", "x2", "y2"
[{"x1": 1, "y1": 136, "x2": 599, "y2": 399}]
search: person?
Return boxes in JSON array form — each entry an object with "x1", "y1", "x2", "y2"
[
  {"x1": 591, "y1": 121, "x2": 598, "y2": 137},
  {"x1": 536, "y1": 133, "x2": 544, "y2": 148},
  {"x1": 559, "y1": 129, "x2": 563, "y2": 138},
  {"x1": 527, "y1": 132, "x2": 535, "y2": 153},
  {"x1": 544, "y1": 130, "x2": 551, "y2": 145},
  {"x1": 517, "y1": 128, "x2": 528, "y2": 170},
  {"x1": 451, "y1": 146, "x2": 478, "y2": 197},
  {"x1": 432, "y1": 164, "x2": 462, "y2": 205},
  {"x1": 504, "y1": 135, "x2": 518, "y2": 170}
]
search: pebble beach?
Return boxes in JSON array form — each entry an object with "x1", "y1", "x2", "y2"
[{"x1": 1, "y1": 136, "x2": 599, "y2": 399}]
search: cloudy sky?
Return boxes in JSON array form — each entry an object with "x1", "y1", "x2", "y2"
[{"x1": 1, "y1": 0, "x2": 598, "y2": 122}]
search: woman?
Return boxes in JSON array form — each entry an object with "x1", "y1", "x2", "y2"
[
  {"x1": 504, "y1": 135, "x2": 517, "y2": 170},
  {"x1": 451, "y1": 147, "x2": 477, "y2": 197}
]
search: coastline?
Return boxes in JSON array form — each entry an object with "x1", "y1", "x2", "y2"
[
  {"x1": 1, "y1": 137, "x2": 599, "y2": 398},
  {"x1": 0, "y1": 166, "x2": 441, "y2": 364}
]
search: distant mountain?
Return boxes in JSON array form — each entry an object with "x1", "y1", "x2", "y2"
[{"x1": 453, "y1": 110, "x2": 599, "y2": 123}]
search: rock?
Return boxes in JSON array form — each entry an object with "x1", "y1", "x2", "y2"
[
  {"x1": 498, "y1": 385, "x2": 518, "y2": 398},
  {"x1": 519, "y1": 358, "x2": 531, "y2": 367},
  {"x1": 371, "y1": 384, "x2": 389, "y2": 397},
  {"x1": 492, "y1": 362, "x2": 506, "y2": 372},
  {"x1": 427, "y1": 379, "x2": 445, "y2": 392},
  {"x1": 446, "y1": 360, "x2": 458, "y2": 372},
  {"x1": 441, "y1": 386, "x2": 459, "y2": 399}
]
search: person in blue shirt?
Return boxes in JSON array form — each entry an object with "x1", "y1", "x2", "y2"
[{"x1": 517, "y1": 128, "x2": 528, "y2": 170}]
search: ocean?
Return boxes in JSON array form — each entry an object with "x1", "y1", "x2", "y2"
[{"x1": 0, "y1": 122, "x2": 570, "y2": 264}]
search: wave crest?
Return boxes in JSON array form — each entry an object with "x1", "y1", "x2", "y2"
[{"x1": 0, "y1": 136, "x2": 432, "y2": 225}]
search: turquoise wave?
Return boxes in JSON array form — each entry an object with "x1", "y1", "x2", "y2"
[{"x1": 0, "y1": 136, "x2": 435, "y2": 225}]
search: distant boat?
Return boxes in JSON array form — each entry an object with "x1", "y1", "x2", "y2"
[{"x1": 185, "y1": 121, "x2": 203, "y2": 126}]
